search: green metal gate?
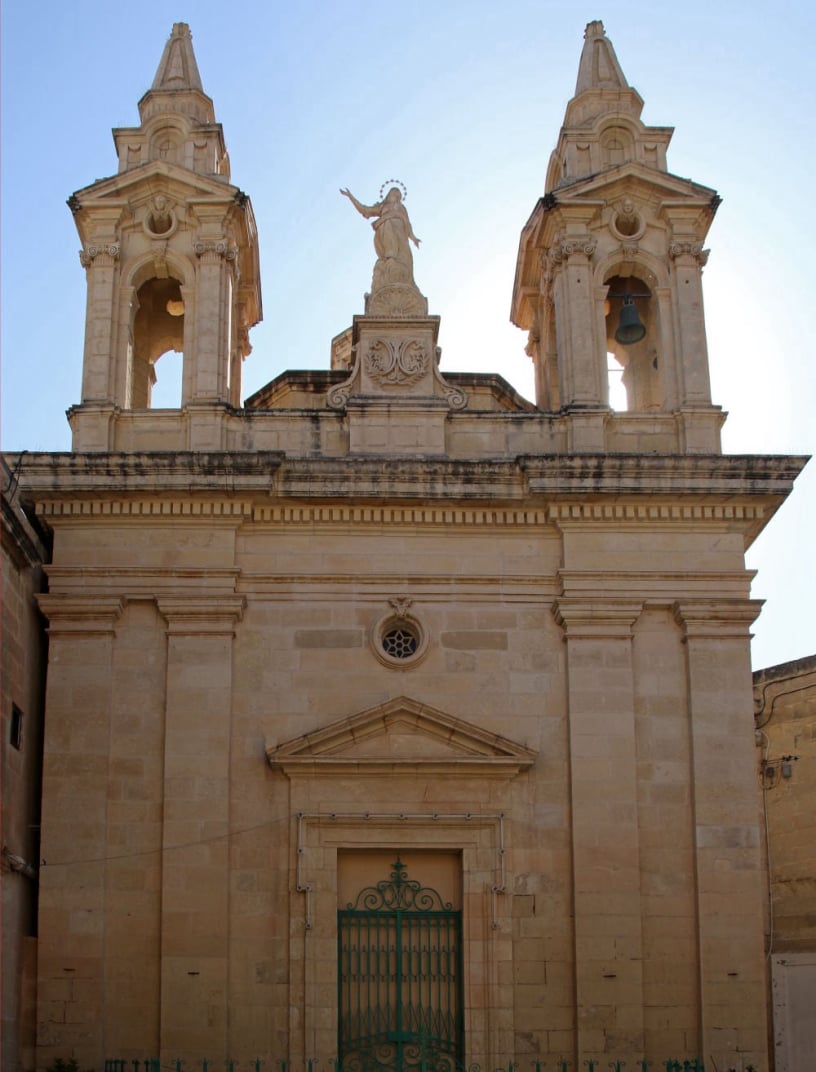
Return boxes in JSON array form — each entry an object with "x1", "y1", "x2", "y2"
[{"x1": 338, "y1": 859, "x2": 463, "y2": 1072}]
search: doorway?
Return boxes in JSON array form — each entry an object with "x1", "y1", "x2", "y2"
[{"x1": 338, "y1": 856, "x2": 463, "y2": 1072}]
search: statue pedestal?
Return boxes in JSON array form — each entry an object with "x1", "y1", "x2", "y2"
[
  {"x1": 364, "y1": 284, "x2": 428, "y2": 318},
  {"x1": 327, "y1": 315, "x2": 466, "y2": 455}
]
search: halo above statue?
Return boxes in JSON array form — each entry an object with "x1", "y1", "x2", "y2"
[{"x1": 379, "y1": 179, "x2": 408, "y2": 201}]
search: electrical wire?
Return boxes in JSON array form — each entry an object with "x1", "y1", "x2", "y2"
[{"x1": 40, "y1": 813, "x2": 289, "y2": 869}]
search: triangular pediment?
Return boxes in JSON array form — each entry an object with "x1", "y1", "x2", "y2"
[
  {"x1": 72, "y1": 160, "x2": 239, "y2": 205},
  {"x1": 555, "y1": 163, "x2": 718, "y2": 206},
  {"x1": 267, "y1": 696, "x2": 537, "y2": 777}
]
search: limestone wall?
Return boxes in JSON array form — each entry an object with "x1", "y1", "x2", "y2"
[
  {"x1": 25, "y1": 458, "x2": 784, "y2": 1070},
  {"x1": 754, "y1": 656, "x2": 816, "y2": 1072},
  {"x1": 1, "y1": 463, "x2": 48, "y2": 1072}
]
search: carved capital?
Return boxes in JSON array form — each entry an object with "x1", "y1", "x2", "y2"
[
  {"x1": 157, "y1": 595, "x2": 245, "y2": 636},
  {"x1": 364, "y1": 338, "x2": 430, "y2": 387},
  {"x1": 79, "y1": 243, "x2": 120, "y2": 267},
  {"x1": 548, "y1": 237, "x2": 596, "y2": 264},
  {"x1": 194, "y1": 239, "x2": 238, "y2": 261},
  {"x1": 669, "y1": 240, "x2": 709, "y2": 265},
  {"x1": 673, "y1": 599, "x2": 762, "y2": 640},
  {"x1": 36, "y1": 594, "x2": 125, "y2": 636},
  {"x1": 552, "y1": 599, "x2": 643, "y2": 639}
]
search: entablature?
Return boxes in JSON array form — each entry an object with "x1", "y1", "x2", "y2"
[{"x1": 13, "y1": 450, "x2": 806, "y2": 527}]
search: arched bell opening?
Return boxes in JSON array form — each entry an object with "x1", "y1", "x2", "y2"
[
  {"x1": 604, "y1": 272, "x2": 662, "y2": 412},
  {"x1": 131, "y1": 276, "x2": 185, "y2": 408}
]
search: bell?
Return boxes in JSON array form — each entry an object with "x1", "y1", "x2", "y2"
[{"x1": 614, "y1": 295, "x2": 646, "y2": 345}]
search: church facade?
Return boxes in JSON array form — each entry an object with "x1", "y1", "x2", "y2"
[{"x1": 10, "y1": 21, "x2": 808, "y2": 1072}]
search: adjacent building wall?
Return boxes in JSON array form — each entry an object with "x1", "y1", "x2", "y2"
[
  {"x1": 754, "y1": 656, "x2": 816, "y2": 1072},
  {"x1": 1, "y1": 456, "x2": 48, "y2": 1072}
]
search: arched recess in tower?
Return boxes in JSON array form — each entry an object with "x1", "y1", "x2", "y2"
[
  {"x1": 130, "y1": 275, "x2": 185, "y2": 408},
  {"x1": 604, "y1": 271, "x2": 661, "y2": 412}
]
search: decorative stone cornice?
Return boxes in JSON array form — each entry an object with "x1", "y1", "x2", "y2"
[
  {"x1": 157, "y1": 595, "x2": 245, "y2": 635},
  {"x1": 36, "y1": 594, "x2": 125, "y2": 636},
  {"x1": 546, "y1": 502, "x2": 766, "y2": 524},
  {"x1": 16, "y1": 452, "x2": 285, "y2": 500},
  {"x1": 14, "y1": 453, "x2": 808, "y2": 521},
  {"x1": 37, "y1": 499, "x2": 252, "y2": 520},
  {"x1": 79, "y1": 243, "x2": 120, "y2": 267},
  {"x1": 673, "y1": 599, "x2": 763, "y2": 639},
  {"x1": 520, "y1": 453, "x2": 808, "y2": 498},
  {"x1": 238, "y1": 575, "x2": 556, "y2": 601},
  {"x1": 273, "y1": 458, "x2": 523, "y2": 500},
  {"x1": 250, "y1": 504, "x2": 549, "y2": 527},
  {"x1": 552, "y1": 599, "x2": 643, "y2": 639},
  {"x1": 45, "y1": 565, "x2": 240, "y2": 597},
  {"x1": 558, "y1": 569, "x2": 752, "y2": 601}
]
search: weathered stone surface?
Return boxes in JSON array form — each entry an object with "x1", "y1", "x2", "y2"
[{"x1": 8, "y1": 18, "x2": 807, "y2": 1072}]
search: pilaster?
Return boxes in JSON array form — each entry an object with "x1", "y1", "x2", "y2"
[
  {"x1": 673, "y1": 599, "x2": 769, "y2": 1070},
  {"x1": 191, "y1": 234, "x2": 237, "y2": 403},
  {"x1": 551, "y1": 235, "x2": 602, "y2": 407},
  {"x1": 553, "y1": 598, "x2": 645, "y2": 1061},
  {"x1": 666, "y1": 232, "x2": 713, "y2": 405},
  {"x1": 35, "y1": 595, "x2": 124, "y2": 1070},
  {"x1": 79, "y1": 239, "x2": 121, "y2": 403},
  {"x1": 155, "y1": 596, "x2": 244, "y2": 1063}
]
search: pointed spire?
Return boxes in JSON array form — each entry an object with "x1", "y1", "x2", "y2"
[
  {"x1": 138, "y1": 23, "x2": 215, "y2": 126},
  {"x1": 543, "y1": 22, "x2": 672, "y2": 192},
  {"x1": 574, "y1": 20, "x2": 629, "y2": 94},
  {"x1": 151, "y1": 22, "x2": 204, "y2": 92}
]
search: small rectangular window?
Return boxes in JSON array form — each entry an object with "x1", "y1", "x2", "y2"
[{"x1": 10, "y1": 704, "x2": 23, "y2": 750}]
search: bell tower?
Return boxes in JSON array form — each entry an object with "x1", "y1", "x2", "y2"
[
  {"x1": 511, "y1": 20, "x2": 723, "y2": 453},
  {"x1": 68, "y1": 22, "x2": 262, "y2": 451}
]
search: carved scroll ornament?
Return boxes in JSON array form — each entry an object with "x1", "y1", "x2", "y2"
[{"x1": 364, "y1": 338, "x2": 429, "y2": 387}]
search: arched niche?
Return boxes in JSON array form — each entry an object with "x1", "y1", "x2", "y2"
[
  {"x1": 593, "y1": 115, "x2": 640, "y2": 170},
  {"x1": 600, "y1": 126, "x2": 632, "y2": 167}
]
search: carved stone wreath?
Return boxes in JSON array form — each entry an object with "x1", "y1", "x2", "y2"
[{"x1": 364, "y1": 338, "x2": 430, "y2": 387}]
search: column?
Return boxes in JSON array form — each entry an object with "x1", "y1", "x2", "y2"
[
  {"x1": 156, "y1": 596, "x2": 244, "y2": 1064},
  {"x1": 674, "y1": 600, "x2": 769, "y2": 1071},
  {"x1": 553, "y1": 598, "x2": 645, "y2": 1062}
]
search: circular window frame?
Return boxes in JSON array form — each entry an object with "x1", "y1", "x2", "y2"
[
  {"x1": 144, "y1": 212, "x2": 178, "y2": 240},
  {"x1": 610, "y1": 211, "x2": 645, "y2": 242},
  {"x1": 370, "y1": 612, "x2": 429, "y2": 670}
]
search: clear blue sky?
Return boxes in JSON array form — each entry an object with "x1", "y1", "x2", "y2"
[{"x1": 2, "y1": 0, "x2": 813, "y2": 669}]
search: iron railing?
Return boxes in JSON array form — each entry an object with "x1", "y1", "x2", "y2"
[{"x1": 104, "y1": 1058, "x2": 759, "y2": 1072}]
